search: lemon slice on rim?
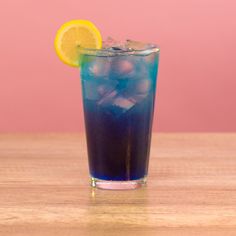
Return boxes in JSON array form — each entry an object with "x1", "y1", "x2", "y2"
[{"x1": 54, "y1": 20, "x2": 102, "y2": 67}]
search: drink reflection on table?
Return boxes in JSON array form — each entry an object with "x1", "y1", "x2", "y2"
[{"x1": 85, "y1": 187, "x2": 150, "y2": 231}]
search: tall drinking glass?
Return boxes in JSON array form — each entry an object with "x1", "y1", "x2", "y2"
[{"x1": 80, "y1": 44, "x2": 160, "y2": 189}]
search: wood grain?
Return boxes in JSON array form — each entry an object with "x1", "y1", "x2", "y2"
[{"x1": 0, "y1": 133, "x2": 236, "y2": 235}]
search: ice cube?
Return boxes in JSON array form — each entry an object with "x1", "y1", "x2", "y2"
[
  {"x1": 103, "y1": 37, "x2": 123, "y2": 49},
  {"x1": 97, "y1": 82, "x2": 118, "y2": 96},
  {"x1": 125, "y1": 40, "x2": 157, "y2": 56},
  {"x1": 99, "y1": 93, "x2": 136, "y2": 117},
  {"x1": 113, "y1": 96, "x2": 135, "y2": 110},
  {"x1": 111, "y1": 55, "x2": 150, "y2": 80},
  {"x1": 83, "y1": 80, "x2": 118, "y2": 101},
  {"x1": 85, "y1": 57, "x2": 111, "y2": 79},
  {"x1": 112, "y1": 59, "x2": 134, "y2": 77},
  {"x1": 124, "y1": 79, "x2": 151, "y2": 95},
  {"x1": 136, "y1": 79, "x2": 151, "y2": 94},
  {"x1": 129, "y1": 94, "x2": 148, "y2": 103},
  {"x1": 123, "y1": 79, "x2": 152, "y2": 103},
  {"x1": 98, "y1": 90, "x2": 118, "y2": 105},
  {"x1": 125, "y1": 39, "x2": 148, "y2": 50},
  {"x1": 111, "y1": 47, "x2": 123, "y2": 51},
  {"x1": 82, "y1": 80, "x2": 99, "y2": 100}
]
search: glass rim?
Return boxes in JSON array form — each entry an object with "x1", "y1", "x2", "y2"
[{"x1": 78, "y1": 44, "x2": 160, "y2": 57}]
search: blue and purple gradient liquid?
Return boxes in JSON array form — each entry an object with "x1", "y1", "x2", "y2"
[{"x1": 80, "y1": 44, "x2": 159, "y2": 181}]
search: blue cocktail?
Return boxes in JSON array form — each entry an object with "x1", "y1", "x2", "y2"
[{"x1": 80, "y1": 41, "x2": 159, "y2": 189}]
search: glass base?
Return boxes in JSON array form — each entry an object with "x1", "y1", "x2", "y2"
[{"x1": 90, "y1": 176, "x2": 147, "y2": 190}]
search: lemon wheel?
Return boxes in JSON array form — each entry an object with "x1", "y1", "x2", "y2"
[{"x1": 54, "y1": 20, "x2": 102, "y2": 67}]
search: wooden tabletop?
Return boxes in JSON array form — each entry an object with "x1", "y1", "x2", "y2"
[{"x1": 0, "y1": 133, "x2": 236, "y2": 236}]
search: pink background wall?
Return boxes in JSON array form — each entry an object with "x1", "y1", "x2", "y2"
[{"x1": 0, "y1": 0, "x2": 235, "y2": 132}]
